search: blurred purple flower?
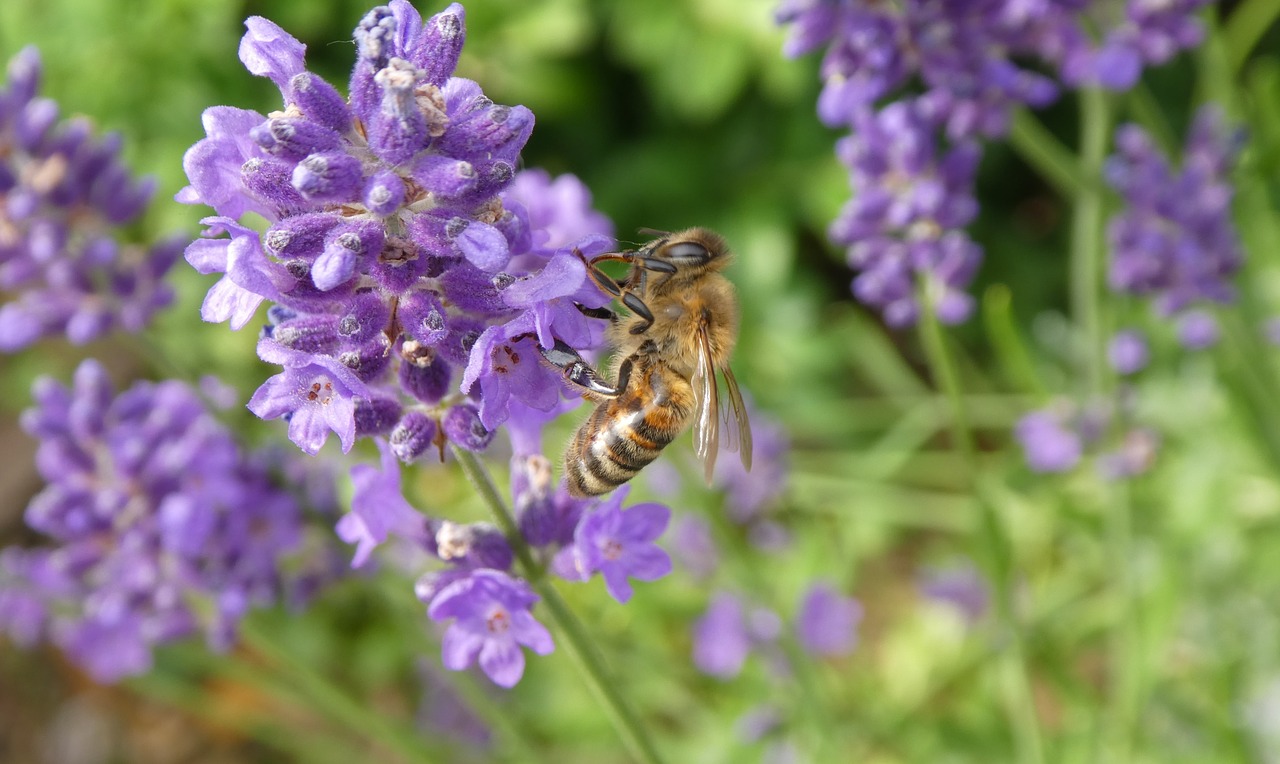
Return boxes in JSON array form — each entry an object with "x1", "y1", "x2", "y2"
[
  {"x1": 1014, "y1": 408, "x2": 1083, "y2": 473},
  {"x1": 0, "y1": 360, "x2": 329, "y2": 682},
  {"x1": 178, "y1": 4, "x2": 614, "y2": 456},
  {"x1": 571, "y1": 486, "x2": 673, "y2": 603},
  {"x1": 1106, "y1": 107, "x2": 1243, "y2": 316},
  {"x1": 796, "y1": 582, "x2": 862, "y2": 657},
  {"x1": 919, "y1": 563, "x2": 989, "y2": 624},
  {"x1": 713, "y1": 403, "x2": 788, "y2": 524},
  {"x1": 336, "y1": 438, "x2": 433, "y2": 567},
  {"x1": 1176, "y1": 309, "x2": 1219, "y2": 350},
  {"x1": 1108, "y1": 329, "x2": 1150, "y2": 375},
  {"x1": 693, "y1": 592, "x2": 752, "y2": 678},
  {"x1": 426, "y1": 568, "x2": 553, "y2": 688},
  {"x1": 1097, "y1": 427, "x2": 1160, "y2": 480},
  {"x1": 828, "y1": 101, "x2": 982, "y2": 327},
  {"x1": 671, "y1": 516, "x2": 719, "y2": 580},
  {"x1": 0, "y1": 47, "x2": 182, "y2": 351}
]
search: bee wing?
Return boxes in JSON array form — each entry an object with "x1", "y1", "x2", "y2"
[
  {"x1": 720, "y1": 365, "x2": 753, "y2": 472},
  {"x1": 692, "y1": 324, "x2": 720, "y2": 485}
]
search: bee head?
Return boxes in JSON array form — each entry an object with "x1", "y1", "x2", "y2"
[{"x1": 648, "y1": 228, "x2": 730, "y2": 272}]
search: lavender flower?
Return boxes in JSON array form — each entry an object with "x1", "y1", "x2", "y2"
[
  {"x1": 693, "y1": 592, "x2": 753, "y2": 678},
  {"x1": 1106, "y1": 107, "x2": 1243, "y2": 318},
  {"x1": 426, "y1": 568, "x2": 553, "y2": 688},
  {"x1": 179, "y1": 4, "x2": 614, "y2": 456},
  {"x1": 827, "y1": 101, "x2": 982, "y2": 327},
  {"x1": 1014, "y1": 407, "x2": 1084, "y2": 473},
  {"x1": 0, "y1": 48, "x2": 182, "y2": 351},
  {"x1": 1176, "y1": 309, "x2": 1219, "y2": 350},
  {"x1": 795, "y1": 582, "x2": 862, "y2": 657},
  {"x1": 569, "y1": 486, "x2": 673, "y2": 603},
  {"x1": 1108, "y1": 329, "x2": 1150, "y2": 375},
  {"x1": 0, "y1": 360, "x2": 326, "y2": 682}
]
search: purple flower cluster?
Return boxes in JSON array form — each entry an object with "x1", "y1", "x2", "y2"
[
  {"x1": 693, "y1": 582, "x2": 862, "y2": 679},
  {"x1": 332, "y1": 442, "x2": 675, "y2": 687},
  {"x1": 179, "y1": 3, "x2": 614, "y2": 457},
  {"x1": 1014, "y1": 398, "x2": 1158, "y2": 478},
  {"x1": 1105, "y1": 106, "x2": 1243, "y2": 326},
  {"x1": 0, "y1": 360, "x2": 328, "y2": 682},
  {"x1": 778, "y1": 0, "x2": 1210, "y2": 326},
  {"x1": 0, "y1": 48, "x2": 182, "y2": 352}
]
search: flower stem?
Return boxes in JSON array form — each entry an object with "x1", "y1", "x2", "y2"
[
  {"x1": 450, "y1": 446, "x2": 667, "y2": 764},
  {"x1": 239, "y1": 619, "x2": 441, "y2": 763},
  {"x1": 917, "y1": 290, "x2": 1045, "y2": 764},
  {"x1": 1009, "y1": 109, "x2": 1086, "y2": 198},
  {"x1": 1224, "y1": 0, "x2": 1280, "y2": 74},
  {"x1": 1071, "y1": 87, "x2": 1111, "y2": 394}
]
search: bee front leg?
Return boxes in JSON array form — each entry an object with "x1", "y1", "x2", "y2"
[{"x1": 539, "y1": 339, "x2": 621, "y2": 398}]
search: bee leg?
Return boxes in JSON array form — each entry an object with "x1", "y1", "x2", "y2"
[
  {"x1": 623, "y1": 292, "x2": 655, "y2": 335},
  {"x1": 539, "y1": 339, "x2": 621, "y2": 398},
  {"x1": 575, "y1": 303, "x2": 616, "y2": 321}
]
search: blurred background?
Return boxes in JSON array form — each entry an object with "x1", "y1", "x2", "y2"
[{"x1": 3, "y1": 0, "x2": 1280, "y2": 762}]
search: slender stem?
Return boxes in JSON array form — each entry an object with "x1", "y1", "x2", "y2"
[
  {"x1": 917, "y1": 290, "x2": 1045, "y2": 764},
  {"x1": 1224, "y1": 0, "x2": 1280, "y2": 75},
  {"x1": 239, "y1": 619, "x2": 441, "y2": 763},
  {"x1": 1071, "y1": 88, "x2": 1111, "y2": 395},
  {"x1": 1009, "y1": 109, "x2": 1086, "y2": 197},
  {"x1": 450, "y1": 446, "x2": 667, "y2": 764}
]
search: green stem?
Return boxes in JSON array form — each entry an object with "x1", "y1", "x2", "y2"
[
  {"x1": 1009, "y1": 109, "x2": 1086, "y2": 197},
  {"x1": 239, "y1": 619, "x2": 441, "y2": 763},
  {"x1": 1224, "y1": 0, "x2": 1280, "y2": 75},
  {"x1": 917, "y1": 290, "x2": 1045, "y2": 764},
  {"x1": 1071, "y1": 88, "x2": 1111, "y2": 395},
  {"x1": 450, "y1": 446, "x2": 667, "y2": 764}
]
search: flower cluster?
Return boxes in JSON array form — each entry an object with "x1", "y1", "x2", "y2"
[
  {"x1": 1105, "y1": 106, "x2": 1243, "y2": 331},
  {"x1": 777, "y1": 0, "x2": 1210, "y2": 326},
  {"x1": 0, "y1": 360, "x2": 333, "y2": 682},
  {"x1": 0, "y1": 48, "x2": 182, "y2": 352},
  {"x1": 1014, "y1": 398, "x2": 1158, "y2": 478},
  {"x1": 180, "y1": 2, "x2": 613, "y2": 457}
]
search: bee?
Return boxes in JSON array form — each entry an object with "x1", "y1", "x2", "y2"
[{"x1": 539, "y1": 227, "x2": 752, "y2": 497}]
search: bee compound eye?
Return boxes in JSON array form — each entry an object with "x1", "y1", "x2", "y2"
[{"x1": 665, "y1": 241, "x2": 711, "y2": 264}]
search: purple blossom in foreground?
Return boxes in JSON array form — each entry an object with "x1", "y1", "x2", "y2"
[
  {"x1": 179, "y1": 3, "x2": 613, "y2": 456},
  {"x1": 0, "y1": 360, "x2": 330, "y2": 682},
  {"x1": 426, "y1": 568, "x2": 553, "y2": 688},
  {"x1": 828, "y1": 102, "x2": 982, "y2": 327},
  {"x1": 796, "y1": 582, "x2": 862, "y2": 657},
  {"x1": 1106, "y1": 107, "x2": 1243, "y2": 317},
  {"x1": 569, "y1": 486, "x2": 672, "y2": 603},
  {"x1": 0, "y1": 48, "x2": 182, "y2": 351},
  {"x1": 919, "y1": 563, "x2": 989, "y2": 624}
]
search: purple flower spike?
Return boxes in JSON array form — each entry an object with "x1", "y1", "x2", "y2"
[
  {"x1": 571, "y1": 487, "x2": 672, "y2": 604},
  {"x1": 179, "y1": 6, "x2": 616, "y2": 457},
  {"x1": 0, "y1": 361, "x2": 335, "y2": 681},
  {"x1": 796, "y1": 582, "x2": 863, "y2": 657},
  {"x1": 427, "y1": 569, "x2": 553, "y2": 688},
  {"x1": 1106, "y1": 107, "x2": 1242, "y2": 316},
  {"x1": 0, "y1": 47, "x2": 181, "y2": 351}
]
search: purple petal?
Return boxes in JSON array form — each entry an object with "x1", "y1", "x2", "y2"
[
  {"x1": 623, "y1": 545, "x2": 672, "y2": 582},
  {"x1": 601, "y1": 566, "x2": 635, "y2": 604},
  {"x1": 511, "y1": 610, "x2": 554, "y2": 655},
  {"x1": 240, "y1": 17, "x2": 307, "y2": 93},
  {"x1": 619, "y1": 503, "x2": 670, "y2": 544},
  {"x1": 477, "y1": 638, "x2": 525, "y2": 688},
  {"x1": 440, "y1": 625, "x2": 485, "y2": 671},
  {"x1": 201, "y1": 275, "x2": 264, "y2": 329},
  {"x1": 455, "y1": 221, "x2": 509, "y2": 272}
]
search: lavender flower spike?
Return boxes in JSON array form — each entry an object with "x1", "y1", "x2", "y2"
[
  {"x1": 179, "y1": 6, "x2": 616, "y2": 455},
  {"x1": 0, "y1": 360, "x2": 326, "y2": 682},
  {"x1": 0, "y1": 47, "x2": 182, "y2": 351},
  {"x1": 427, "y1": 569, "x2": 553, "y2": 688}
]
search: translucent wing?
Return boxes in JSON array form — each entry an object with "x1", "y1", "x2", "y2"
[
  {"x1": 721, "y1": 366, "x2": 753, "y2": 472},
  {"x1": 692, "y1": 325, "x2": 720, "y2": 484}
]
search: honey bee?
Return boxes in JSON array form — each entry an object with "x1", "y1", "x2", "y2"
[{"x1": 539, "y1": 228, "x2": 752, "y2": 497}]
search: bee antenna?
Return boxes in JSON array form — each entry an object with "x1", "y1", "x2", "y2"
[{"x1": 636, "y1": 227, "x2": 671, "y2": 238}]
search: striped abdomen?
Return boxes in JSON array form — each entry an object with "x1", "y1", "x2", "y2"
[{"x1": 564, "y1": 361, "x2": 694, "y2": 497}]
